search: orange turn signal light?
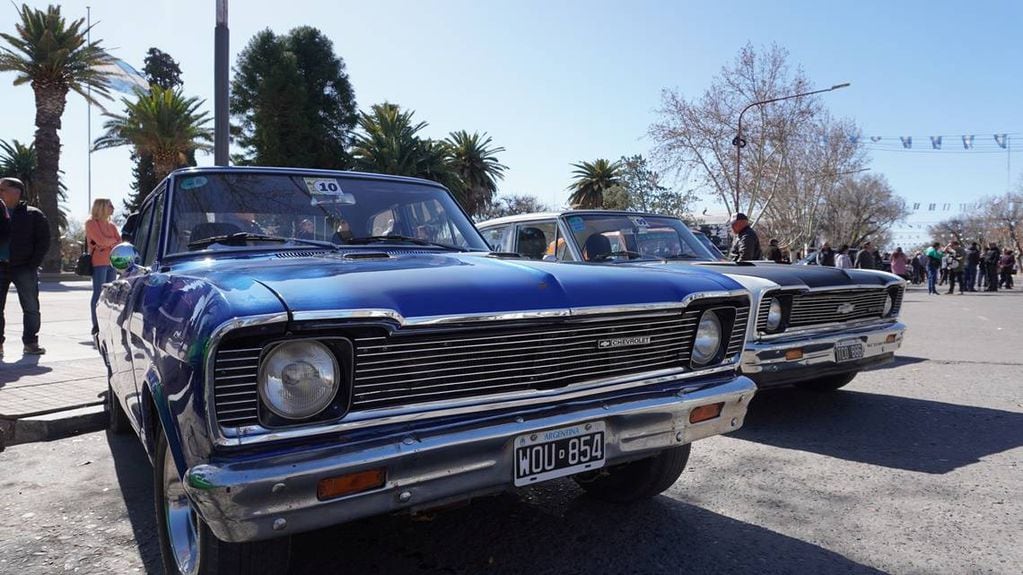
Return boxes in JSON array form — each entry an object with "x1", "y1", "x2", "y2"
[
  {"x1": 885, "y1": 334, "x2": 898, "y2": 344},
  {"x1": 317, "y1": 468, "x2": 386, "y2": 501},
  {"x1": 689, "y1": 402, "x2": 724, "y2": 424},
  {"x1": 785, "y1": 348, "x2": 804, "y2": 361}
]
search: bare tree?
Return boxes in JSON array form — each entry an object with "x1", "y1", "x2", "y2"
[
  {"x1": 649, "y1": 43, "x2": 822, "y2": 219},
  {"x1": 819, "y1": 173, "x2": 905, "y2": 247}
]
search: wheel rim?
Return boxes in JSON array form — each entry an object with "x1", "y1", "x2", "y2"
[{"x1": 163, "y1": 445, "x2": 200, "y2": 575}]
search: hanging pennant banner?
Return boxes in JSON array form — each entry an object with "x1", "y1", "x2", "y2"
[
  {"x1": 962, "y1": 135, "x2": 974, "y2": 149},
  {"x1": 870, "y1": 136, "x2": 883, "y2": 143},
  {"x1": 994, "y1": 134, "x2": 1008, "y2": 148},
  {"x1": 900, "y1": 137, "x2": 913, "y2": 149},
  {"x1": 930, "y1": 136, "x2": 942, "y2": 149}
]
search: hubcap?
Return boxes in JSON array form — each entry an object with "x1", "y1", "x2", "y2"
[{"x1": 163, "y1": 446, "x2": 200, "y2": 574}]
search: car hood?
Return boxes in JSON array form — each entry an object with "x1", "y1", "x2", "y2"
[
  {"x1": 179, "y1": 251, "x2": 745, "y2": 320},
  {"x1": 689, "y1": 261, "x2": 898, "y2": 290}
]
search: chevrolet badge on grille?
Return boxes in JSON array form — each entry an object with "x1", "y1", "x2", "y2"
[
  {"x1": 836, "y1": 303, "x2": 856, "y2": 314},
  {"x1": 598, "y1": 336, "x2": 652, "y2": 349}
]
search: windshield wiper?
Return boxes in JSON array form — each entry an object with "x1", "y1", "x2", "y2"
[
  {"x1": 343, "y1": 235, "x2": 464, "y2": 251},
  {"x1": 188, "y1": 232, "x2": 336, "y2": 250},
  {"x1": 663, "y1": 253, "x2": 704, "y2": 260}
]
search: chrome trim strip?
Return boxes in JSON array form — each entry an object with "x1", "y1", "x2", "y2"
[
  {"x1": 757, "y1": 317, "x2": 901, "y2": 341},
  {"x1": 802, "y1": 281, "x2": 902, "y2": 292},
  {"x1": 214, "y1": 361, "x2": 740, "y2": 447}
]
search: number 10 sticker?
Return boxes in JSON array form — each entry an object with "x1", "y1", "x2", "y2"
[{"x1": 304, "y1": 178, "x2": 343, "y2": 195}]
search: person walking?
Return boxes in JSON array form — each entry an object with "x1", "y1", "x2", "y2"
[
  {"x1": 944, "y1": 240, "x2": 966, "y2": 294},
  {"x1": 964, "y1": 242, "x2": 980, "y2": 292},
  {"x1": 728, "y1": 213, "x2": 762, "y2": 262},
  {"x1": 816, "y1": 242, "x2": 836, "y2": 266},
  {"x1": 854, "y1": 241, "x2": 876, "y2": 269},
  {"x1": 983, "y1": 242, "x2": 1001, "y2": 292},
  {"x1": 890, "y1": 246, "x2": 909, "y2": 280},
  {"x1": 835, "y1": 244, "x2": 853, "y2": 269},
  {"x1": 0, "y1": 177, "x2": 50, "y2": 357},
  {"x1": 85, "y1": 198, "x2": 122, "y2": 336},
  {"x1": 998, "y1": 249, "x2": 1015, "y2": 289},
  {"x1": 924, "y1": 241, "x2": 943, "y2": 295}
]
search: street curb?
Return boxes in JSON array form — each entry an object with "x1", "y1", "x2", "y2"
[{"x1": 0, "y1": 404, "x2": 107, "y2": 451}]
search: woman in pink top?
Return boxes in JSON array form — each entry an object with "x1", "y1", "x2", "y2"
[
  {"x1": 85, "y1": 198, "x2": 121, "y2": 335},
  {"x1": 890, "y1": 246, "x2": 909, "y2": 279}
]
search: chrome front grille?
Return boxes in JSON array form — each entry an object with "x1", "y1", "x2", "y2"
[
  {"x1": 788, "y1": 289, "x2": 891, "y2": 328},
  {"x1": 212, "y1": 347, "x2": 261, "y2": 427},
  {"x1": 756, "y1": 297, "x2": 772, "y2": 331},
  {"x1": 212, "y1": 301, "x2": 750, "y2": 427}
]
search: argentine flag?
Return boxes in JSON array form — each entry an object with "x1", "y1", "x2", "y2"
[{"x1": 94, "y1": 58, "x2": 150, "y2": 94}]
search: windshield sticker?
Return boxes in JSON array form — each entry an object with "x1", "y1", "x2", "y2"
[
  {"x1": 179, "y1": 176, "x2": 208, "y2": 190},
  {"x1": 567, "y1": 216, "x2": 586, "y2": 233},
  {"x1": 305, "y1": 178, "x2": 355, "y2": 205},
  {"x1": 629, "y1": 216, "x2": 650, "y2": 230}
]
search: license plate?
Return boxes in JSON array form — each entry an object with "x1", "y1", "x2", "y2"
[
  {"x1": 835, "y1": 340, "x2": 864, "y2": 362},
  {"x1": 513, "y1": 422, "x2": 606, "y2": 487}
]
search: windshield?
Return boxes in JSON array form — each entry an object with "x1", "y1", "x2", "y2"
[
  {"x1": 165, "y1": 172, "x2": 490, "y2": 255},
  {"x1": 561, "y1": 213, "x2": 718, "y2": 262}
]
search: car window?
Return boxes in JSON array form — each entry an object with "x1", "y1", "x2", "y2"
[
  {"x1": 480, "y1": 225, "x2": 511, "y2": 251},
  {"x1": 143, "y1": 192, "x2": 164, "y2": 266},
  {"x1": 132, "y1": 199, "x2": 156, "y2": 263},
  {"x1": 514, "y1": 222, "x2": 556, "y2": 260},
  {"x1": 560, "y1": 214, "x2": 715, "y2": 261}
]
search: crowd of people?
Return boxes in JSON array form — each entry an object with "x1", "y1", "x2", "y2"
[{"x1": 910, "y1": 241, "x2": 1017, "y2": 294}]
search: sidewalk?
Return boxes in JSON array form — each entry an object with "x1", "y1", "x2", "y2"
[{"x1": 0, "y1": 280, "x2": 107, "y2": 449}]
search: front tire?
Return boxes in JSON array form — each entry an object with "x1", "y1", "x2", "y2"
[
  {"x1": 106, "y1": 384, "x2": 131, "y2": 434},
  {"x1": 154, "y1": 431, "x2": 290, "y2": 575},
  {"x1": 794, "y1": 372, "x2": 857, "y2": 392},
  {"x1": 574, "y1": 444, "x2": 691, "y2": 503}
]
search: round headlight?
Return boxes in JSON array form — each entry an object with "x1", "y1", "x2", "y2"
[
  {"x1": 883, "y1": 293, "x2": 894, "y2": 316},
  {"x1": 765, "y1": 299, "x2": 783, "y2": 331},
  {"x1": 692, "y1": 310, "x2": 723, "y2": 366},
  {"x1": 258, "y1": 341, "x2": 339, "y2": 419}
]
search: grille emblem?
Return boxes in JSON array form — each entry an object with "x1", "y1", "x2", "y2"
[
  {"x1": 598, "y1": 336, "x2": 651, "y2": 349},
  {"x1": 836, "y1": 303, "x2": 856, "y2": 314}
]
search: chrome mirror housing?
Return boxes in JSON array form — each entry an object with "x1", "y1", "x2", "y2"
[{"x1": 110, "y1": 242, "x2": 140, "y2": 272}]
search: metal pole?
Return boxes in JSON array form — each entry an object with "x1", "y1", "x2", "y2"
[
  {"x1": 731, "y1": 83, "x2": 850, "y2": 212},
  {"x1": 87, "y1": 6, "x2": 92, "y2": 211},
  {"x1": 214, "y1": 0, "x2": 229, "y2": 166}
]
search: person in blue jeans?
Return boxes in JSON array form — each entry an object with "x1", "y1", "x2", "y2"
[
  {"x1": 924, "y1": 242, "x2": 943, "y2": 295},
  {"x1": 963, "y1": 242, "x2": 980, "y2": 292},
  {"x1": 0, "y1": 177, "x2": 50, "y2": 357}
]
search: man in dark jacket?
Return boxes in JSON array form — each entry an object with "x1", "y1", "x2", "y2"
[
  {"x1": 728, "y1": 213, "x2": 762, "y2": 262},
  {"x1": 854, "y1": 241, "x2": 876, "y2": 269},
  {"x1": 815, "y1": 242, "x2": 836, "y2": 266},
  {"x1": 765, "y1": 238, "x2": 785, "y2": 263},
  {"x1": 964, "y1": 242, "x2": 980, "y2": 292},
  {"x1": 0, "y1": 177, "x2": 50, "y2": 357},
  {"x1": 983, "y1": 242, "x2": 1001, "y2": 292}
]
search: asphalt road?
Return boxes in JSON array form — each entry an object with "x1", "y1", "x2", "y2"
[{"x1": 1, "y1": 285, "x2": 1020, "y2": 575}]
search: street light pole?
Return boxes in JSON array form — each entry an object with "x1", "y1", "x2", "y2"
[
  {"x1": 732, "y1": 83, "x2": 850, "y2": 204},
  {"x1": 214, "y1": 0, "x2": 229, "y2": 166}
]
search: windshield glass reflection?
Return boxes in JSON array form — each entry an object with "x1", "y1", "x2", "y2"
[{"x1": 561, "y1": 213, "x2": 718, "y2": 262}]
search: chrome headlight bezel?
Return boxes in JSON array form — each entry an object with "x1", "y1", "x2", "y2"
[
  {"x1": 691, "y1": 310, "x2": 724, "y2": 367},
  {"x1": 257, "y1": 339, "x2": 342, "y2": 421},
  {"x1": 882, "y1": 292, "x2": 896, "y2": 317}
]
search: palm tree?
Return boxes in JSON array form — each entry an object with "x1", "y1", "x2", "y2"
[
  {"x1": 567, "y1": 159, "x2": 623, "y2": 208},
  {"x1": 0, "y1": 138, "x2": 68, "y2": 230},
  {"x1": 93, "y1": 86, "x2": 213, "y2": 182},
  {"x1": 0, "y1": 4, "x2": 114, "y2": 272},
  {"x1": 444, "y1": 130, "x2": 507, "y2": 217},
  {"x1": 352, "y1": 103, "x2": 460, "y2": 196}
]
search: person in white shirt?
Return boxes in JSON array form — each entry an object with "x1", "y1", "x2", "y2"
[{"x1": 835, "y1": 244, "x2": 853, "y2": 269}]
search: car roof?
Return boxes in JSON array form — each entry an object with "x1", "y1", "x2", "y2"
[
  {"x1": 479, "y1": 210, "x2": 678, "y2": 227},
  {"x1": 164, "y1": 166, "x2": 448, "y2": 190}
]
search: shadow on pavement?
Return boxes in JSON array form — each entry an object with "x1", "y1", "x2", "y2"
[
  {"x1": 732, "y1": 388, "x2": 1023, "y2": 474},
  {"x1": 870, "y1": 355, "x2": 928, "y2": 369},
  {"x1": 287, "y1": 482, "x2": 885, "y2": 574},
  {"x1": 106, "y1": 430, "x2": 163, "y2": 575},
  {"x1": 0, "y1": 355, "x2": 53, "y2": 384},
  {"x1": 39, "y1": 282, "x2": 91, "y2": 293}
]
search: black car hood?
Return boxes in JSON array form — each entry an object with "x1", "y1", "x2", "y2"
[{"x1": 692, "y1": 261, "x2": 897, "y2": 290}]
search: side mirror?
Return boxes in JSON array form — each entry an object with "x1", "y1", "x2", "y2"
[{"x1": 110, "y1": 242, "x2": 140, "y2": 272}]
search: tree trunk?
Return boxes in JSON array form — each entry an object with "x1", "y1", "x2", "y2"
[{"x1": 31, "y1": 83, "x2": 68, "y2": 273}]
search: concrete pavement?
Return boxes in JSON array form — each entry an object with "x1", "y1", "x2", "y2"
[{"x1": 0, "y1": 280, "x2": 108, "y2": 448}]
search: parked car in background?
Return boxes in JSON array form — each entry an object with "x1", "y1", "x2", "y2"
[
  {"x1": 99, "y1": 168, "x2": 756, "y2": 575},
  {"x1": 479, "y1": 211, "x2": 906, "y2": 393}
]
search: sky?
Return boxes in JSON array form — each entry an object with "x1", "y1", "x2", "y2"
[{"x1": 1, "y1": 0, "x2": 1021, "y2": 247}]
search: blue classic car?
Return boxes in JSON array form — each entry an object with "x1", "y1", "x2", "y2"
[
  {"x1": 479, "y1": 211, "x2": 906, "y2": 392},
  {"x1": 98, "y1": 167, "x2": 756, "y2": 575}
]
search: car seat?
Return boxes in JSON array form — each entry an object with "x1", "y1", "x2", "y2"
[
  {"x1": 518, "y1": 227, "x2": 548, "y2": 260},
  {"x1": 583, "y1": 233, "x2": 612, "y2": 261}
]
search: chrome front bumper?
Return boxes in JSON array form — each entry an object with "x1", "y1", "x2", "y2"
[
  {"x1": 740, "y1": 320, "x2": 906, "y2": 388},
  {"x1": 184, "y1": 373, "x2": 755, "y2": 543}
]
